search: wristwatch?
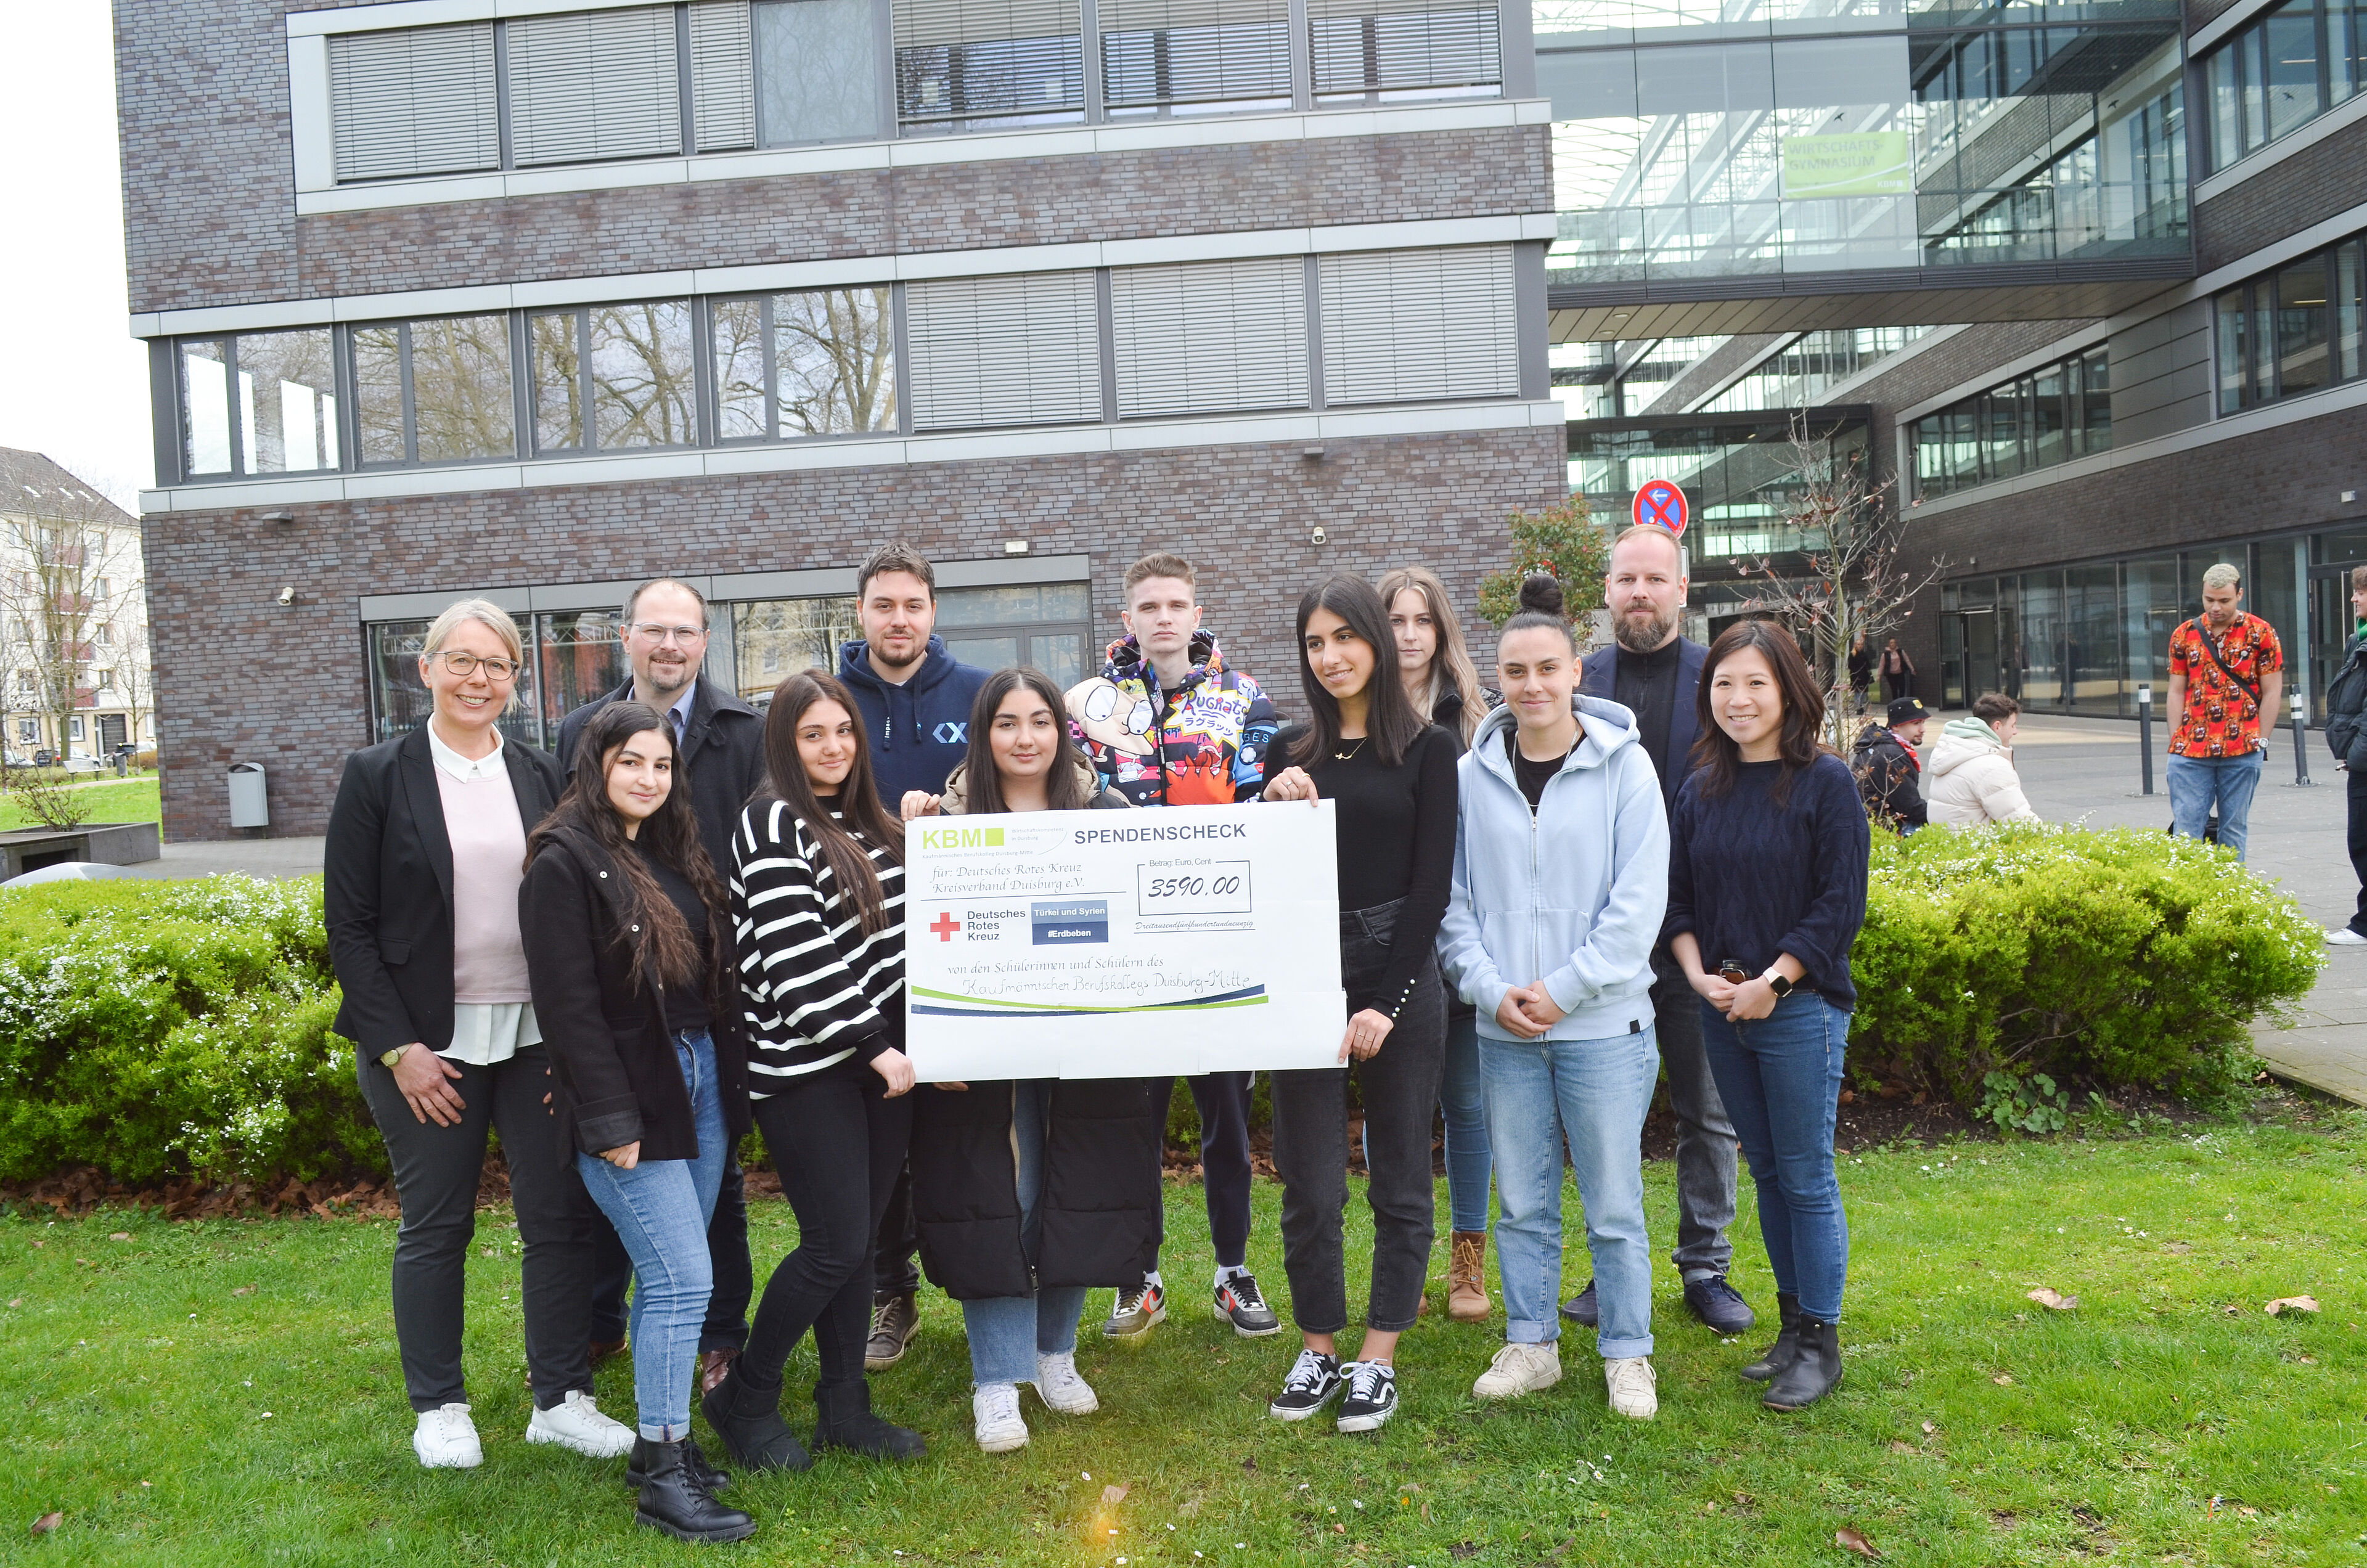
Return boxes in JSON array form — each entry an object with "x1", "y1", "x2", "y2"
[
  {"x1": 379, "y1": 1045, "x2": 411, "y2": 1069},
  {"x1": 1759, "y1": 969, "x2": 1795, "y2": 998}
]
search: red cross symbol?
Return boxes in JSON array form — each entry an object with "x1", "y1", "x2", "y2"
[{"x1": 930, "y1": 912, "x2": 962, "y2": 942}]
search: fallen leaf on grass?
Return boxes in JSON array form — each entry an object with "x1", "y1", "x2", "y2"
[
  {"x1": 1332, "y1": 1524, "x2": 1347, "y2": 1535},
  {"x1": 1921, "y1": 1421, "x2": 1937, "y2": 1435},
  {"x1": 1834, "y1": 1525, "x2": 1881, "y2": 1558},
  {"x1": 31, "y1": 1513, "x2": 61, "y2": 1535},
  {"x1": 1101, "y1": 1485, "x2": 1130, "y2": 1508},
  {"x1": 1992, "y1": 1374, "x2": 2015, "y2": 1385},
  {"x1": 108, "y1": 1233, "x2": 130, "y2": 1242},
  {"x1": 231, "y1": 1285, "x2": 255, "y2": 1297},
  {"x1": 1241, "y1": 1458, "x2": 1256, "y2": 1473},
  {"x1": 2265, "y1": 1296, "x2": 2320, "y2": 1316},
  {"x1": 2162, "y1": 1241, "x2": 2193, "y2": 1254},
  {"x1": 2027, "y1": 1288, "x2": 2078, "y2": 1310}
]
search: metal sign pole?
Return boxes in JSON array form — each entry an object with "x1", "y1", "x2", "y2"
[{"x1": 2137, "y1": 684, "x2": 2154, "y2": 796}]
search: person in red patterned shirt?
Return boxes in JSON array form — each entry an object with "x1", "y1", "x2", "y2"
[{"x1": 2165, "y1": 561, "x2": 2285, "y2": 862}]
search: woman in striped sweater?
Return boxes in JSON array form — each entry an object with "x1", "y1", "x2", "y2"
[{"x1": 701, "y1": 671, "x2": 925, "y2": 1469}]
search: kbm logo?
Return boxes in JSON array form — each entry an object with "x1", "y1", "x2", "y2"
[{"x1": 920, "y1": 827, "x2": 1004, "y2": 850}]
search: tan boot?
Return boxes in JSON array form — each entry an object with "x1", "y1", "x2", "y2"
[{"x1": 1447, "y1": 1230, "x2": 1490, "y2": 1321}]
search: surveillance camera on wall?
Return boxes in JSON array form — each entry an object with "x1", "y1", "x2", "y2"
[
  {"x1": 1310, "y1": 526, "x2": 1328, "y2": 545},
  {"x1": 276, "y1": 586, "x2": 296, "y2": 606}
]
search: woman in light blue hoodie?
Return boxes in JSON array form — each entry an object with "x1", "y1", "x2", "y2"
[{"x1": 1437, "y1": 575, "x2": 1671, "y2": 1421}]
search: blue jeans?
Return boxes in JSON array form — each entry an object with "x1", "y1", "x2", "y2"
[
  {"x1": 2167, "y1": 750, "x2": 2266, "y2": 860},
  {"x1": 1698, "y1": 994, "x2": 1850, "y2": 1323},
  {"x1": 961, "y1": 1079, "x2": 1089, "y2": 1386},
  {"x1": 575, "y1": 1030, "x2": 729, "y2": 1441},
  {"x1": 1477, "y1": 1028, "x2": 1659, "y2": 1360}
]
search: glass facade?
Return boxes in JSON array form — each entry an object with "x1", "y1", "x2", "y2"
[
  {"x1": 1566, "y1": 409, "x2": 1867, "y2": 564},
  {"x1": 2204, "y1": 0, "x2": 2367, "y2": 173},
  {"x1": 1698, "y1": 326, "x2": 1928, "y2": 411},
  {"x1": 1540, "y1": 0, "x2": 2188, "y2": 288},
  {"x1": 2214, "y1": 229, "x2": 2367, "y2": 412},
  {"x1": 1910, "y1": 343, "x2": 2109, "y2": 496}
]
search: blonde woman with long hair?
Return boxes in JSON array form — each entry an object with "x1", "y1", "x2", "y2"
[{"x1": 1378, "y1": 566, "x2": 1495, "y2": 1321}]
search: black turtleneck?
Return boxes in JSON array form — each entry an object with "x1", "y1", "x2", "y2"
[{"x1": 1612, "y1": 635, "x2": 1684, "y2": 783}]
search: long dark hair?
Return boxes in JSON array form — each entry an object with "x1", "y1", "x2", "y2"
[
  {"x1": 760, "y1": 671, "x2": 904, "y2": 936},
  {"x1": 1275, "y1": 574, "x2": 1427, "y2": 771},
  {"x1": 528, "y1": 701, "x2": 729, "y2": 994},
  {"x1": 1686, "y1": 619, "x2": 1828, "y2": 806},
  {"x1": 960, "y1": 666, "x2": 1094, "y2": 814}
]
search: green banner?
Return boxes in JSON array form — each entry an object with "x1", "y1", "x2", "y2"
[{"x1": 1780, "y1": 133, "x2": 1913, "y2": 200}]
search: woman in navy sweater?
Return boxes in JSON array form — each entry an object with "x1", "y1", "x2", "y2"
[{"x1": 1664, "y1": 621, "x2": 1868, "y2": 1413}]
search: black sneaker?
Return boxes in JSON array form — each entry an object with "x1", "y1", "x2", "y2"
[
  {"x1": 1561, "y1": 1280, "x2": 1598, "y2": 1327},
  {"x1": 1336, "y1": 1360, "x2": 1398, "y2": 1434},
  {"x1": 1266, "y1": 1349, "x2": 1343, "y2": 1421},
  {"x1": 1213, "y1": 1272, "x2": 1282, "y2": 1337},
  {"x1": 1684, "y1": 1275, "x2": 1757, "y2": 1336},
  {"x1": 1102, "y1": 1281, "x2": 1167, "y2": 1338}
]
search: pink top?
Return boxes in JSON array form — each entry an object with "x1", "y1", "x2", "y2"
[{"x1": 430, "y1": 728, "x2": 533, "y2": 1005}]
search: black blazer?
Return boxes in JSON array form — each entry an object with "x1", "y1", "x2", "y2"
[
  {"x1": 553, "y1": 677, "x2": 768, "y2": 880},
  {"x1": 325, "y1": 727, "x2": 564, "y2": 1061},
  {"x1": 518, "y1": 823, "x2": 752, "y2": 1165},
  {"x1": 1579, "y1": 635, "x2": 1707, "y2": 811}
]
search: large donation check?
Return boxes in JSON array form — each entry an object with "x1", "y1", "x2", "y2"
[{"x1": 903, "y1": 801, "x2": 1347, "y2": 1082}]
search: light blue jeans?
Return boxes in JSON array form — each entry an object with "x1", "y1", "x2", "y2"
[
  {"x1": 576, "y1": 1030, "x2": 729, "y2": 1442},
  {"x1": 1478, "y1": 1027, "x2": 1659, "y2": 1361},
  {"x1": 2167, "y1": 749, "x2": 2266, "y2": 860},
  {"x1": 1698, "y1": 993, "x2": 1850, "y2": 1324},
  {"x1": 962, "y1": 1079, "x2": 1089, "y2": 1386}
]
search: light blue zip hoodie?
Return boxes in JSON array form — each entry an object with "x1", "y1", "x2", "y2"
[{"x1": 1437, "y1": 693, "x2": 1670, "y2": 1042}]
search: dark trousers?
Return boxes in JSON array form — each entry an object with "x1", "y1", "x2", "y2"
[
  {"x1": 1651, "y1": 947, "x2": 1739, "y2": 1281},
  {"x1": 1175, "y1": 1071, "x2": 1255, "y2": 1271},
  {"x1": 1883, "y1": 670, "x2": 1911, "y2": 703},
  {"x1": 2350, "y1": 767, "x2": 2367, "y2": 936},
  {"x1": 1268, "y1": 906, "x2": 1447, "y2": 1335},
  {"x1": 872, "y1": 1158, "x2": 921, "y2": 1301},
  {"x1": 589, "y1": 1156, "x2": 752, "y2": 1352},
  {"x1": 743, "y1": 1061, "x2": 915, "y2": 1392},
  {"x1": 355, "y1": 1046, "x2": 597, "y2": 1412}
]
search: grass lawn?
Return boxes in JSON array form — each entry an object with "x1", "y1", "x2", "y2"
[
  {"x1": 0, "y1": 777, "x2": 160, "y2": 834},
  {"x1": 5, "y1": 1099, "x2": 2363, "y2": 1566}
]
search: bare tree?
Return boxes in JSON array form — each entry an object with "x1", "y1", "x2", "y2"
[
  {"x1": 0, "y1": 455, "x2": 142, "y2": 766},
  {"x1": 1731, "y1": 414, "x2": 1948, "y2": 753}
]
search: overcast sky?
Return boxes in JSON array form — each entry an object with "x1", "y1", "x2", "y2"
[{"x1": 0, "y1": 4, "x2": 153, "y2": 511}]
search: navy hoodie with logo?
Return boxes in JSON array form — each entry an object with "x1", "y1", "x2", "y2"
[{"x1": 836, "y1": 634, "x2": 994, "y2": 807}]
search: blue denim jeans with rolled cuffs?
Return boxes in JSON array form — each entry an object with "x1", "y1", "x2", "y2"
[
  {"x1": 961, "y1": 1079, "x2": 1090, "y2": 1386},
  {"x1": 1478, "y1": 1027, "x2": 1659, "y2": 1360},
  {"x1": 1697, "y1": 993, "x2": 1851, "y2": 1324},
  {"x1": 575, "y1": 1029, "x2": 729, "y2": 1442}
]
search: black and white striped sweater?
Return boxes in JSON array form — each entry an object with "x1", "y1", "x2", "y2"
[{"x1": 730, "y1": 798, "x2": 905, "y2": 1095}]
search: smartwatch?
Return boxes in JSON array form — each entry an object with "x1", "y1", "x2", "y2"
[
  {"x1": 1760, "y1": 970, "x2": 1795, "y2": 998},
  {"x1": 380, "y1": 1045, "x2": 411, "y2": 1069}
]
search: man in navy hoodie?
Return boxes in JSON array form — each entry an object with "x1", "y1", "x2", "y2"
[
  {"x1": 835, "y1": 541, "x2": 991, "y2": 1373},
  {"x1": 1566, "y1": 525, "x2": 1755, "y2": 1337}
]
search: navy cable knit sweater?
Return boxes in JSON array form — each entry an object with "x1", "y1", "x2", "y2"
[{"x1": 1664, "y1": 753, "x2": 1870, "y2": 1008}]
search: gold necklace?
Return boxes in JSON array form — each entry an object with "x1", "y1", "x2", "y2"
[{"x1": 1333, "y1": 735, "x2": 1370, "y2": 761}]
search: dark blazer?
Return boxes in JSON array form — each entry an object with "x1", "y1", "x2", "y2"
[
  {"x1": 325, "y1": 727, "x2": 565, "y2": 1061},
  {"x1": 1579, "y1": 635, "x2": 1707, "y2": 809},
  {"x1": 518, "y1": 823, "x2": 753, "y2": 1166},
  {"x1": 554, "y1": 676, "x2": 769, "y2": 879}
]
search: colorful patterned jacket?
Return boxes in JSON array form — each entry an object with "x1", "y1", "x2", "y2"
[{"x1": 1065, "y1": 630, "x2": 1280, "y2": 807}]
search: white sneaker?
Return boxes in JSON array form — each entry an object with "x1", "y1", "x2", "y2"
[
  {"x1": 1473, "y1": 1341, "x2": 1562, "y2": 1400},
  {"x1": 973, "y1": 1382, "x2": 1029, "y2": 1453},
  {"x1": 1605, "y1": 1357, "x2": 1658, "y2": 1420},
  {"x1": 524, "y1": 1388, "x2": 634, "y2": 1458},
  {"x1": 412, "y1": 1402, "x2": 484, "y2": 1468},
  {"x1": 2328, "y1": 928, "x2": 2367, "y2": 945},
  {"x1": 1033, "y1": 1350, "x2": 1100, "y2": 1415}
]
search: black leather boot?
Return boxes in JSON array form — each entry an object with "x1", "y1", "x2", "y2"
[
  {"x1": 1739, "y1": 1292, "x2": 1802, "y2": 1383},
  {"x1": 700, "y1": 1365, "x2": 812, "y2": 1472},
  {"x1": 631, "y1": 1438, "x2": 757, "y2": 1544},
  {"x1": 813, "y1": 1378, "x2": 926, "y2": 1460},
  {"x1": 628, "y1": 1433, "x2": 732, "y2": 1494},
  {"x1": 1761, "y1": 1317, "x2": 1843, "y2": 1411}
]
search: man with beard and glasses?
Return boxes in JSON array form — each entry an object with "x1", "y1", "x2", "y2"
[{"x1": 1568, "y1": 525, "x2": 1756, "y2": 1339}]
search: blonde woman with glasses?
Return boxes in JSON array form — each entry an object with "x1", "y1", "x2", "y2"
[{"x1": 327, "y1": 600, "x2": 628, "y2": 1471}]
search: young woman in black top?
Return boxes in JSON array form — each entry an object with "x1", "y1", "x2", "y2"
[
  {"x1": 520, "y1": 701, "x2": 755, "y2": 1545},
  {"x1": 1258, "y1": 574, "x2": 1458, "y2": 1434}
]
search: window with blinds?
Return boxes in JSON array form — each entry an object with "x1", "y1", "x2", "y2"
[
  {"x1": 907, "y1": 271, "x2": 1102, "y2": 428},
  {"x1": 893, "y1": 0, "x2": 1085, "y2": 127},
  {"x1": 1318, "y1": 246, "x2": 1518, "y2": 406},
  {"x1": 1112, "y1": 258, "x2": 1308, "y2": 418},
  {"x1": 690, "y1": 0, "x2": 758, "y2": 151},
  {"x1": 1306, "y1": 0, "x2": 1500, "y2": 97},
  {"x1": 507, "y1": 7, "x2": 685, "y2": 166},
  {"x1": 327, "y1": 24, "x2": 501, "y2": 182},
  {"x1": 1099, "y1": 0, "x2": 1293, "y2": 113}
]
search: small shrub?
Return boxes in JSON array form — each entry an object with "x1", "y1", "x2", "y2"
[
  {"x1": 5, "y1": 764, "x2": 92, "y2": 830},
  {"x1": 1476, "y1": 491, "x2": 1611, "y2": 629},
  {"x1": 1852, "y1": 824, "x2": 2321, "y2": 1106}
]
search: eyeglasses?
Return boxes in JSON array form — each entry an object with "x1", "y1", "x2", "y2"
[
  {"x1": 428, "y1": 651, "x2": 520, "y2": 682},
  {"x1": 629, "y1": 623, "x2": 708, "y2": 645}
]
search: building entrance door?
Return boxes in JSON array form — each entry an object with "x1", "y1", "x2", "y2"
[
  {"x1": 1953, "y1": 608, "x2": 2000, "y2": 706},
  {"x1": 99, "y1": 714, "x2": 126, "y2": 753}
]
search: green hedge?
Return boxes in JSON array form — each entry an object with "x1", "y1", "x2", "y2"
[
  {"x1": 1851, "y1": 824, "x2": 2322, "y2": 1105},
  {"x1": 0, "y1": 831, "x2": 2327, "y2": 1187}
]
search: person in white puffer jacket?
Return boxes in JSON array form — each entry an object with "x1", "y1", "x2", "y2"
[{"x1": 1927, "y1": 692, "x2": 2040, "y2": 827}]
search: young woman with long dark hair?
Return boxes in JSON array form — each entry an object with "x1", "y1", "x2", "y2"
[
  {"x1": 1378, "y1": 564, "x2": 1494, "y2": 1321},
  {"x1": 1664, "y1": 621, "x2": 1868, "y2": 1413},
  {"x1": 899, "y1": 667, "x2": 1162, "y2": 1452},
  {"x1": 520, "y1": 701, "x2": 754, "y2": 1544},
  {"x1": 701, "y1": 672, "x2": 926, "y2": 1472},
  {"x1": 1258, "y1": 574, "x2": 1458, "y2": 1433}
]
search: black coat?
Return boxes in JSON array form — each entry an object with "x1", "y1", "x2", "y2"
[
  {"x1": 554, "y1": 677, "x2": 769, "y2": 879},
  {"x1": 1579, "y1": 635, "x2": 1707, "y2": 809},
  {"x1": 518, "y1": 823, "x2": 753, "y2": 1166},
  {"x1": 325, "y1": 727, "x2": 564, "y2": 1061},
  {"x1": 1851, "y1": 723, "x2": 1928, "y2": 829},
  {"x1": 911, "y1": 1077, "x2": 1167, "y2": 1299}
]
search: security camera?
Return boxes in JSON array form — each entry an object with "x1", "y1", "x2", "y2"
[{"x1": 276, "y1": 586, "x2": 296, "y2": 607}]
